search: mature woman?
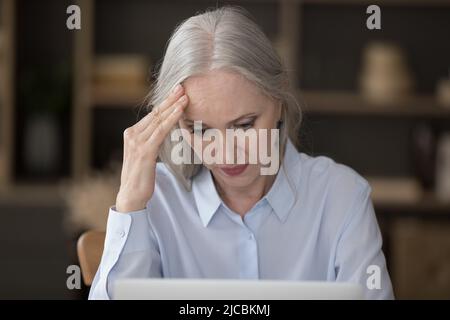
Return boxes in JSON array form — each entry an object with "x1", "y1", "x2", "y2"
[{"x1": 89, "y1": 6, "x2": 394, "y2": 300}]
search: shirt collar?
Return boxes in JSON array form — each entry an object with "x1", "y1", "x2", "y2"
[
  {"x1": 192, "y1": 138, "x2": 301, "y2": 227},
  {"x1": 264, "y1": 138, "x2": 300, "y2": 223},
  {"x1": 192, "y1": 166, "x2": 222, "y2": 227}
]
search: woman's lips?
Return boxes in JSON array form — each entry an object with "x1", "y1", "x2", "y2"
[{"x1": 219, "y1": 164, "x2": 249, "y2": 177}]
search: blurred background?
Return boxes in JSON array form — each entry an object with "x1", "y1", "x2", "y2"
[{"x1": 0, "y1": 0, "x2": 450, "y2": 299}]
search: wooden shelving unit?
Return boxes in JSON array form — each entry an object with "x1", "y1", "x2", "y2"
[
  {"x1": 0, "y1": 0, "x2": 449, "y2": 213},
  {"x1": 0, "y1": 0, "x2": 448, "y2": 299},
  {"x1": 72, "y1": 0, "x2": 94, "y2": 182},
  {"x1": 0, "y1": 0, "x2": 70, "y2": 205},
  {"x1": 0, "y1": 0, "x2": 15, "y2": 194}
]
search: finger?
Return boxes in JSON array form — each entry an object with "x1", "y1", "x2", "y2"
[
  {"x1": 158, "y1": 83, "x2": 185, "y2": 112},
  {"x1": 141, "y1": 94, "x2": 188, "y2": 141},
  {"x1": 135, "y1": 84, "x2": 185, "y2": 132},
  {"x1": 146, "y1": 100, "x2": 187, "y2": 152}
]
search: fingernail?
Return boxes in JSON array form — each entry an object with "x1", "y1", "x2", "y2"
[{"x1": 173, "y1": 84, "x2": 182, "y2": 94}]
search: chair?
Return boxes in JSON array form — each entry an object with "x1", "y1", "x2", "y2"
[{"x1": 77, "y1": 230, "x2": 106, "y2": 286}]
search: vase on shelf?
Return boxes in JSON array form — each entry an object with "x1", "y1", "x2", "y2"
[
  {"x1": 359, "y1": 41, "x2": 415, "y2": 105},
  {"x1": 23, "y1": 112, "x2": 61, "y2": 177},
  {"x1": 410, "y1": 123, "x2": 437, "y2": 191},
  {"x1": 435, "y1": 133, "x2": 450, "y2": 202}
]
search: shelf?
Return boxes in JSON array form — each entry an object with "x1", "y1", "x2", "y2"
[
  {"x1": 0, "y1": 183, "x2": 65, "y2": 206},
  {"x1": 367, "y1": 176, "x2": 450, "y2": 214},
  {"x1": 91, "y1": 54, "x2": 151, "y2": 108},
  {"x1": 374, "y1": 193, "x2": 450, "y2": 214},
  {"x1": 91, "y1": 85, "x2": 148, "y2": 108},
  {"x1": 298, "y1": 90, "x2": 450, "y2": 118}
]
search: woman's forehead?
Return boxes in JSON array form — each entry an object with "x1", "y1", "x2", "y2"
[{"x1": 182, "y1": 70, "x2": 270, "y2": 119}]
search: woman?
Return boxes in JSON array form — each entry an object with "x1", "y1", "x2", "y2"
[{"x1": 89, "y1": 6, "x2": 394, "y2": 300}]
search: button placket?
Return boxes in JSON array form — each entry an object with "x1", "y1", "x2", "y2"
[{"x1": 238, "y1": 224, "x2": 259, "y2": 279}]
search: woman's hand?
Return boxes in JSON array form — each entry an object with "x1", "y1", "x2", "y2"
[{"x1": 115, "y1": 84, "x2": 188, "y2": 213}]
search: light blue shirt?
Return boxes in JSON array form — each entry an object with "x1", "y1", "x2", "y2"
[{"x1": 89, "y1": 139, "x2": 394, "y2": 300}]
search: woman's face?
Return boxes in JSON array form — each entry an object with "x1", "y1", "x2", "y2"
[{"x1": 178, "y1": 69, "x2": 281, "y2": 189}]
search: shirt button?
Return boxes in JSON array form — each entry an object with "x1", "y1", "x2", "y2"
[
  {"x1": 117, "y1": 230, "x2": 126, "y2": 238},
  {"x1": 248, "y1": 234, "x2": 254, "y2": 240}
]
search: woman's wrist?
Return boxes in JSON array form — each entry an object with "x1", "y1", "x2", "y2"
[{"x1": 115, "y1": 195, "x2": 147, "y2": 214}]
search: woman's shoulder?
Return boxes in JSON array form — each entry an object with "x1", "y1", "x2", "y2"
[
  {"x1": 295, "y1": 152, "x2": 374, "y2": 235},
  {"x1": 284, "y1": 140, "x2": 369, "y2": 194},
  {"x1": 297, "y1": 151, "x2": 371, "y2": 197}
]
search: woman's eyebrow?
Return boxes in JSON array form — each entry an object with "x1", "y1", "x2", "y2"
[{"x1": 183, "y1": 113, "x2": 257, "y2": 127}]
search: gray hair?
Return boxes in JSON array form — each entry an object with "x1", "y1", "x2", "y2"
[{"x1": 145, "y1": 6, "x2": 303, "y2": 190}]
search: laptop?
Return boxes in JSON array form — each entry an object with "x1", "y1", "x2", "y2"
[{"x1": 113, "y1": 279, "x2": 364, "y2": 300}]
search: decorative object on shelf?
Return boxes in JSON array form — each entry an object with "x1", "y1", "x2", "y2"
[
  {"x1": 92, "y1": 54, "x2": 151, "y2": 106},
  {"x1": 62, "y1": 162, "x2": 121, "y2": 234},
  {"x1": 410, "y1": 122, "x2": 437, "y2": 190},
  {"x1": 24, "y1": 113, "x2": 60, "y2": 175},
  {"x1": 359, "y1": 41, "x2": 415, "y2": 105},
  {"x1": 436, "y1": 72, "x2": 450, "y2": 108},
  {"x1": 435, "y1": 133, "x2": 450, "y2": 203},
  {"x1": 21, "y1": 62, "x2": 71, "y2": 177}
]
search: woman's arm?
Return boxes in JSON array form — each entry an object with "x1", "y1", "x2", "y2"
[
  {"x1": 88, "y1": 206, "x2": 161, "y2": 300},
  {"x1": 88, "y1": 85, "x2": 188, "y2": 299},
  {"x1": 333, "y1": 182, "x2": 395, "y2": 300}
]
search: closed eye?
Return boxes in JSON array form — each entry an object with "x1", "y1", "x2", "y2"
[
  {"x1": 234, "y1": 121, "x2": 254, "y2": 130},
  {"x1": 187, "y1": 126, "x2": 208, "y2": 135}
]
